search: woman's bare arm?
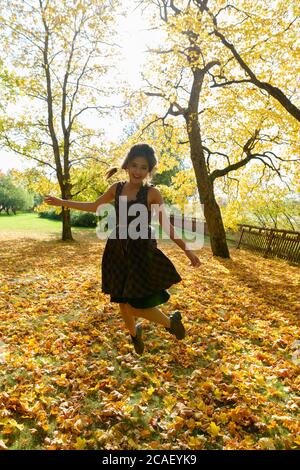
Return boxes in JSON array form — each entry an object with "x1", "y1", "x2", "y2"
[
  {"x1": 44, "y1": 183, "x2": 118, "y2": 212},
  {"x1": 150, "y1": 187, "x2": 201, "y2": 267}
]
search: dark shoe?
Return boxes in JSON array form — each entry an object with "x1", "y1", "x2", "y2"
[
  {"x1": 165, "y1": 311, "x2": 185, "y2": 340},
  {"x1": 130, "y1": 323, "x2": 144, "y2": 355}
]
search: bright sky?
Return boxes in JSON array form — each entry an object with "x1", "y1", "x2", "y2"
[{"x1": 0, "y1": 3, "x2": 161, "y2": 174}]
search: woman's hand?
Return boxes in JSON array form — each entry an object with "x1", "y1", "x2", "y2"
[
  {"x1": 44, "y1": 195, "x2": 63, "y2": 207},
  {"x1": 185, "y1": 249, "x2": 202, "y2": 267}
]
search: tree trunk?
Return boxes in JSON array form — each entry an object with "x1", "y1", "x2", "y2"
[
  {"x1": 186, "y1": 105, "x2": 230, "y2": 258},
  {"x1": 61, "y1": 206, "x2": 74, "y2": 241},
  {"x1": 203, "y1": 196, "x2": 230, "y2": 258},
  {"x1": 194, "y1": 162, "x2": 230, "y2": 258},
  {"x1": 61, "y1": 183, "x2": 74, "y2": 241}
]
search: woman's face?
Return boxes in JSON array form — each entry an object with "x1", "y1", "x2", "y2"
[{"x1": 127, "y1": 156, "x2": 149, "y2": 183}]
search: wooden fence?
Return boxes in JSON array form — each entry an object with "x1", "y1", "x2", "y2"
[{"x1": 237, "y1": 224, "x2": 300, "y2": 264}]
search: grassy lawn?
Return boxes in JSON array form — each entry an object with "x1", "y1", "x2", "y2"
[
  {"x1": 0, "y1": 212, "x2": 236, "y2": 248},
  {"x1": 0, "y1": 212, "x2": 93, "y2": 237}
]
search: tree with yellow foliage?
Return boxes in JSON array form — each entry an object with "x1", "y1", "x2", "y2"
[
  {"x1": 0, "y1": 0, "x2": 123, "y2": 240},
  {"x1": 136, "y1": 0, "x2": 299, "y2": 257}
]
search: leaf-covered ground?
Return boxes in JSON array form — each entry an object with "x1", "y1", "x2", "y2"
[{"x1": 0, "y1": 231, "x2": 299, "y2": 450}]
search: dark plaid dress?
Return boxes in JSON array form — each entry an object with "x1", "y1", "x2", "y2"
[{"x1": 101, "y1": 180, "x2": 182, "y2": 308}]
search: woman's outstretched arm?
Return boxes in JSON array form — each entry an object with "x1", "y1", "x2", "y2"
[
  {"x1": 44, "y1": 182, "x2": 118, "y2": 213},
  {"x1": 150, "y1": 187, "x2": 201, "y2": 268}
]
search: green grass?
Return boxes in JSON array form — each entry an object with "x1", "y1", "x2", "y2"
[
  {"x1": 0, "y1": 211, "x2": 94, "y2": 236},
  {"x1": 0, "y1": 211, "x2": 236, "y2": 247}
]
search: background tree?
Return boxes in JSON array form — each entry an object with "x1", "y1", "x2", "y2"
[
  {"x1": 195, "y1": 0, "x2": 300, "y2": 123},
  {"x1": 0, "y1": 0, "x2": 124, "y2": 240},
  {"x1": 0, "y1": 174, "x2": 34, "y2": 214},
  {"x1": 133, "y1": 0, "x2": 299, "y2": 258},
  {"x1": 222, "y1": 167, "x2": 300, "y2": 232}
]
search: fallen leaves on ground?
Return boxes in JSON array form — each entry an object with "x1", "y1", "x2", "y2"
[{"x1": 0, "y1": 232, "x2": 299, "y2": 450}]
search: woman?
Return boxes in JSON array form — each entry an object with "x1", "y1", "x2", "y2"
[{"x1": 44, "y1": 143, "x2": 201, "y2": 355}]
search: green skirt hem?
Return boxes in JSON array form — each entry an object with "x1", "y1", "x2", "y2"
[{"x1": 110, "y1": 289, "x2": 170, "y2": 308}]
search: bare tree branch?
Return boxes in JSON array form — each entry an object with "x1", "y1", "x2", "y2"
[
  {"x1": 197, "y1": 1, "x2": 300, "y2": 122},
  {"x1": 2, "y1": 134, "x2": 57, "y2": 171},
  {"x1": 39, "y1": 0, "x2": 63, "y2": 178}
]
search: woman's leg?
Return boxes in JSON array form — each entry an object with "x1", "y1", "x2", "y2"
[
  {"x1": 119, "y1": 302, "x2": 137, "y2": 336},
  {"x1": 125, "y1": 304, "x2": 171, "y2": 328}
]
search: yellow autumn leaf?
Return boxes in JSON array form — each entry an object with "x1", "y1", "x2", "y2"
[
  {"x1": 258, "y1": 438, "x2": 276, "y2": 450},
  {"x1": 293, "y1": 437, "x2": 300, "y2": 446},
  {"x1": 207, "y1": 422, "x2": 220, "y2": 437},
  {"x1": 74, "y1": 437, "x2": 87, "y2": 450},
  {"x1": 0, "y1": 419, "x2": 24, "y2": 431}
]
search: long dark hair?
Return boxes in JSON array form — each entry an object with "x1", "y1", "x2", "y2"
[{"x1": 105, "y1": 143, "x2": 157, "y2": 180}]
